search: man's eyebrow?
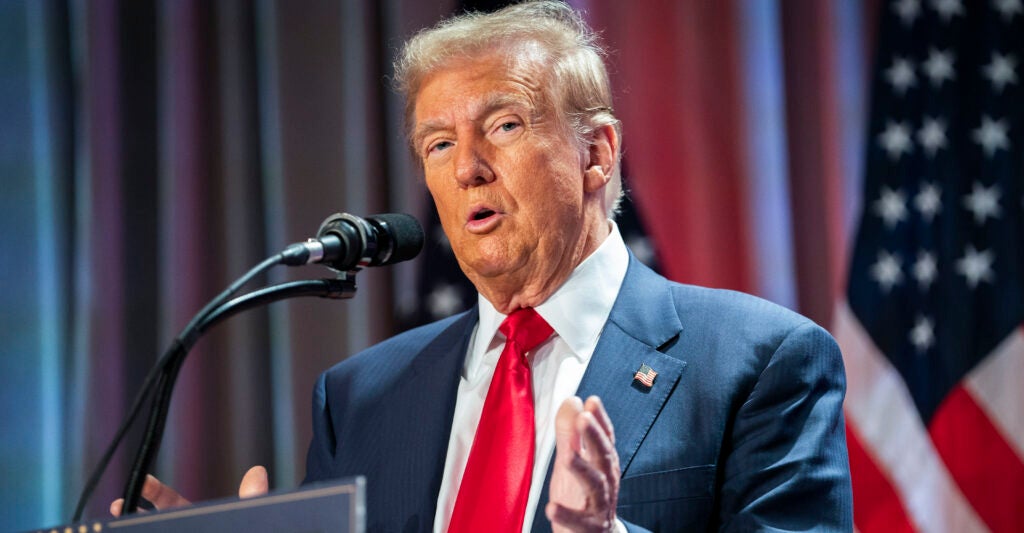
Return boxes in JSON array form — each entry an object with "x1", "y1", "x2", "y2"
[
  {"x1": 412, "y1": 92, "x2": 535, "y2": 147},
  {"x1": 413, "y1": 120, "x2": 449, "y2": 149}
]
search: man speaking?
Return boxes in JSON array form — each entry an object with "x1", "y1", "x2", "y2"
[{"x1": 118, "y1": 1, "x2": 853, "y2": 531}]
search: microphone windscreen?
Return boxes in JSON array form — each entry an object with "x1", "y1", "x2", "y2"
[{"x1": 370, "y1": 213, "x2": 425, "y2": 265}]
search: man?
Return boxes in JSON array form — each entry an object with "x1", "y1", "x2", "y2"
[{"x1": 116, "y1": 1, "x2": 853, "y2": 531}]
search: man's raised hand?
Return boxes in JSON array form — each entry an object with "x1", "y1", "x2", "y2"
[{"x1": 546, "y1": 396, "x2": 621, "y2": 533}]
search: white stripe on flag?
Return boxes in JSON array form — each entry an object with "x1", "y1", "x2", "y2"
[
  {"x1": 963, "y1": 326, "x2": 1024, "y2": 462},
  {"x1": 833, "y1": 301, "x2": 988, "y2": 533}
]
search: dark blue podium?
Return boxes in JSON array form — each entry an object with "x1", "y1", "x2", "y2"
[{"x1": 32, "y1": 477, "x2": 364, "y2": 533}]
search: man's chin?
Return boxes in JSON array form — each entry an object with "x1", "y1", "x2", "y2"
[
  {"x1": 463, "y1": 261, "x2": 512, "y2": 281},
  {"x1": 460, "y1": 254, "x2": 524, "y2": 284}
]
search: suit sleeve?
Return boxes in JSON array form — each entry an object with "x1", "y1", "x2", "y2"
[
  {"x1": 621, "y1": 519, "x2": 652, "y2": 533},
  {"x1": 718, "y1": 321, "x2": 854, "y2": 532},
  {"x1": 303, "y1": 372, "x2": 337, "y2": 484}
]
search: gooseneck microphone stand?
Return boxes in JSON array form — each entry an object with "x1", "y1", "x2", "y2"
[
  {"x1": 72, "y1": 252, "x2": 355, "y2": 521},
  {"x1": 119, "y1": 276, "x2": 357, "y2": 515},
  {"x1": 71, "y1": 212, "x2": 424, "y2": 522}
]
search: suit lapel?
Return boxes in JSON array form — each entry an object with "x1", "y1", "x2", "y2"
[
  {"x1": 531, "y1": 257, "x2": 686, "y2": 531},
  {"x1": 371, "y1": 309, "x2": 478, "y2": 528},
  {"x1": 577, "y1": 321, "x2": 686, "y2": 473},
  {"x1": 408, "y1": 308, "x2": 478, "y2": 380}
]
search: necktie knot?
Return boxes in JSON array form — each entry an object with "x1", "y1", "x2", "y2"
[{"x1": 500, "y1": 307, "x2": 553, "y2": 354}]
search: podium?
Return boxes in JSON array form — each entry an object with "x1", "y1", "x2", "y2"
[{"x1": 30, "y1": 477, "x2": 364, "y2": 533}]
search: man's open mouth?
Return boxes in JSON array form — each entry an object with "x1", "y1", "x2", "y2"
[{"x1": 471, "y1": 208, "x2": 496, "y2": 221}]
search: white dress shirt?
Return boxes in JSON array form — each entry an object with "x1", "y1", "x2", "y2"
[{"x1": 433, "y1": 222, "x2": 630, "y2": 532}]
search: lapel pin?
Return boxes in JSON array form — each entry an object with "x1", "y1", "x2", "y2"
[{"x1": 633, "y1": 363, "x2": 657, "y2": 389}]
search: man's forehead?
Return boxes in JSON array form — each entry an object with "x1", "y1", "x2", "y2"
[{"x1": 424, "y1": 89, "x2": 533, "y2": 117}]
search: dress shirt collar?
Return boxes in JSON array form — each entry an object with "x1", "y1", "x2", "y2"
[{"x1": 467, "y1": 222, "x2": 630, "y2": 377}]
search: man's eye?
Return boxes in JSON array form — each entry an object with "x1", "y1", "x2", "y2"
[
  {"x1": 499, "y1": 122, "x2": 520, "y2": 132},
  {"x1": 429, "y1": 140, "x2": 453, "y2": 154}
]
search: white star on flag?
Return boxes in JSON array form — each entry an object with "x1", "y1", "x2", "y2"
[
  {"x1": 931, "y1": 0, "x2": 965, "y2": 21},
  {"x1": 909, "y1": 315, "x2": 936, "y2": 353},
  {"x1": 886, "y1": 56, "x2": 918, "y2": 94},
  {"x1": 972, "y1": 115, "x2": 1010, "y2": 157},
  {"x1": 626, "y1": 236, "x2": 656, "y2": 267},
  {"x1": 913, "y1": 250, "x2": 938, "y2": 290},
  {"x1": 879, "y1": 121, "x2": 914, "y2": 160},
  {"x1": 871, "y1": 250, "x2": 904, "y2": 292},
  {"x1": 427, "y1": 283, "x2": 464, "y2": 319},
  {"x1": 955, "y1": 245, "x2": 995, "y2": 289},
  {"x1": 894, "y1": 0, "x2": 922, "y2": 25},
  {"x1": 923, "y1": 48, "x2": 956, "y2": 86},
  {"x1": 917, "y1": 117, "x2": 948, "y2": 157},
  {"x1": 982, "y1": 52, "x2": 1018, "y2": 92},
  {"x1": 914, "y1": 182, "x2": 942, "y2": 221},
  {"x1": 962, "y1": 182, "x2": 1003, "y2": 225},
  {"x1": 433, "y1": 226, "x2": 452, "y2": 251},
  {"x1": 993, "y1": 0, "x2": 1023, "y2": 21},
  {"x1": 874, "y1": 186, "x2": 908, "y2": 228}
]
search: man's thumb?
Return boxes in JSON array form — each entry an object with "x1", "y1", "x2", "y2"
[
  {"x1": 554, "y1": 396, "x2": 584, "y2": 458},
  {"x1": 239, "y1": 465, "x2": 269, "y2": 499}
]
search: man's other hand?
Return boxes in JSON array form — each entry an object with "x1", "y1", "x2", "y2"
[
  {"x1": 546, "y1": 396, "x2": 621, "y2": 533},
  {"x1": 109, "y1": 465, "x2": 269, "y2": 516}
]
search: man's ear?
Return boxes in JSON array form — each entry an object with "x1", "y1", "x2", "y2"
[{"x1": 583, "y1": 123, "x2": 619, "y2": 194}]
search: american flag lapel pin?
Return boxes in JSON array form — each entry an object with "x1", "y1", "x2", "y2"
[{"x1": 633, "y1": 363, "x2": 657, "y2": 389}]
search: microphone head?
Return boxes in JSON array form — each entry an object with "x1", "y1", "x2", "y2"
[{"x1": 367, "y1": 213, "x2": 424, "y2": 266}]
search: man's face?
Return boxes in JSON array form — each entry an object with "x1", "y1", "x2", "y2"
[{"x1": 412, "y1": 52, "x2": 607, "y2": 307}]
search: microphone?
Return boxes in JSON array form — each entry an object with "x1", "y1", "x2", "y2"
[{"x1": 282, "y1": 212, "x2": 424, "y2": 271}]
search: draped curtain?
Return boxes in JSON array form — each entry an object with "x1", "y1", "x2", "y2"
[{"x1": 1, "y1": 0, "x2": 874, "y2": 529}]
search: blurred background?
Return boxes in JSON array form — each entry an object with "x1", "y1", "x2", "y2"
[{"x1": 2, "y1": 0, "x2": 1021, "y2": 531}]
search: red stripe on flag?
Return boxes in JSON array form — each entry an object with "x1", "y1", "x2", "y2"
[
  {"x1": 930, "y1": 384, "x2": 1024, "y2": 533},
  {"x1": 845, "y1": 419, "x2": 916, "y2": 533}
]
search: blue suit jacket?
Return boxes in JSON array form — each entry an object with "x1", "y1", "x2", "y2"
[{"x1": 304, "y1": 256, "x2": 853, "y2": 532}]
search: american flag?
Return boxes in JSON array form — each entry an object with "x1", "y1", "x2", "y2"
[
  {"x1": 835, "y1": 1, "x2": 1024, "y2": 531},
  {"x1": 632, "y1": 363, "x2": 657, "y2": 389}
]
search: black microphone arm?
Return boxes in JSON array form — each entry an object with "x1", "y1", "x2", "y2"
[{"x1": 72, "y1": 213, "x2": 423, "y2": 521}]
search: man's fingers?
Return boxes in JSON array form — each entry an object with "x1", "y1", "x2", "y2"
[
  {"x1": 140, "y1": 474, "x2": 190, "y2": 509},
  {"x1": 546, "y1": 501, "x2": 614, "y2": 533},
  {"x1": 549, "y1": 395, "x2": 620, "y2": 532},
  {"x1": 110, "y1": 474, "x2": 187, "y2": 516},
  {"x1": 573, "y1": 396, "x2": 621, "y2": 522},
  {"x1": 584, "y1": 396, "x2": 615, "y2": 445},
  {"x1": 109, "y1": 498, "x2": 124, "y2": 517},
  {"x1": 110, "y1": 467, "x2": 268, "y2": 518},
  {"x1": 580, "y1": 398, "x2": 621, "y2": 503},
  {"x1": 569, "y1": 453, "x2": 611, "y2": 509},
  {"x1": 577, "y1": 411, "x2": 617, "y2": 479},
  {"x1": 239, "y1": 465, "x2": 269, "y2": 499}
]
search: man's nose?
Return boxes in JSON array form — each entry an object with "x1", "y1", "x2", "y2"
[{"x1": 454, "y1": 140, "x2": 495, "y2": 188}]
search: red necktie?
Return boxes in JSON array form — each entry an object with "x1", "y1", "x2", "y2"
[{"x1": 448, "y1": 308, "x2": 553, "y2": 533}]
